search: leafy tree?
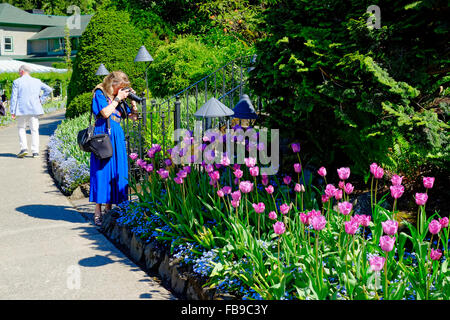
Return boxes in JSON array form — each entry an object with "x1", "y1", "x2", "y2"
[
  {"x1": 249, "y1": 0, "x2": 449, "y2": 177},
  {"x1": 66, "y1": 7, "x2": 148, "y2": 116}
]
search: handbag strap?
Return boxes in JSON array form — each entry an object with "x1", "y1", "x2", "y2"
[{"x1": 90, "y1": 88, "x2": 111, "y2": 134}]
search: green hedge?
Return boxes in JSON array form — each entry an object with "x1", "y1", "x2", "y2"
[{"x1": 65, "y1": 92, "x2": 93, "y2": 119}]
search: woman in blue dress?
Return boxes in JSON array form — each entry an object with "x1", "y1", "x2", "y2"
[{"x1": 89, "y1": 71, "x2": 138, "y2": 225}]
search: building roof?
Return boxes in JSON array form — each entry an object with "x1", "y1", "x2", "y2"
[
  {"x1": 0, "y1": 57, "x2": 67, "y2": 73},
  {"x1": 0, "y1": 3, "x2": 91, "y2": 29},
  {"x1": 28, "y1": 15, "x2": 92, "y2": 40}
]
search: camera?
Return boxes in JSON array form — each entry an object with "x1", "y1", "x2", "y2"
[{"x1": 122, "y1": 87, "x2": 143, "y2": 103}]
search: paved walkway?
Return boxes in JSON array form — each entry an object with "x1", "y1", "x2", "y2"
[{"x1": 0, "y1": 110, "x2": 175, "y2": 300}]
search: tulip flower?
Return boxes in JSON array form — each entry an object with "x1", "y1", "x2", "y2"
[
  {"x1": 317, "y1": 166, "x2": 327, "y2": 177},
  {"x1": 391, "y1": 175, "x2": 403, "y2": 186},
  {"x1": 217, "y1": 189, "x2": 225, "y2": 197},
  {"x1": 337, "y1": 167, "x2": 350, "y2": 180},
  {"x1": 244, "y1": 157, "x2": 257, "y2": 168},
  {"x1": 231, "y1": 200, "x2": 240, "y2": 208},
  {"x1": 220, "y1": 156, "x2": 230, "y2": 167},
  {"x1": 334, "y1": 189, "x2": 343, "y2": 201},
  {"x1": 231, "y1": 190, "x2": 241, "y2": 202},
  {"x1": 370, "y1": 163, "x2": 378, "y2": 175},
  {"x1": 390, "y1": 185, "x2": 404, "y2": 199},
  {"x1": 430, "y1": 248, "x2": 442, "y2": 261},
  {"x1": 321, "y1": 194, "x2": 329, "y2": 203},
  {"x1": 300, "y1": 212, "x2": 310, "y2": 225},
  {"x1": 325, "y1": 184, "x2": 337, "y2": 198},
  {"x1": 279, "y1": 203, "x2": 290, "y2": 215},
  {"x1": 358, "y1": 215, "x2": 371, "y2": 227},
  {"x1": 233, "y1": 169, "x2": 243, "y2": 179},
  {"x1": 428, "y1": 220, "x2": 441, "y2": 235},
  {"x1": 291, "y1": 143, "x2": 301, "y2": 153},
  {"x1": 415, "y1": 193, "x2": 428, "y2": 206},
  {"x1": 265, "y1": 185, "x2": 274, "y2": 194},
  {"x1": 261, "y1": 174, "x2": 269, "y2": 186},
  {"x1": 294, "y1": 163, "x2": 302, "y2": 173},
  {"x1": 129, "y1": 152, "x2": 138, "y2": 160},
  {"x1": 252, "y1": 202, "x2": 265, "y2": 214},
  {"x1": 439, "y1": 217, "x2": 449, "y2": 228},
  {"x1": 423, "y1": 177, "x2": 435, "y2": 189},
  {"x1": 379, "y1": 235, "x2": 396, "y2": 252},
  {"x1": 273, "y1": 221, "x2": 286, "y2": 235},
  {"x1": 157, "y1": 168, "x2": 169, "y2": 179},
  {"x1": 344, "y1": 183, "x2": 354, "y2": 195},
  {"x1": 311, "y1": 215, "x2": 327, "y2": 231},
  {"x1": 382, "y1": 220, "x2": 398, "y2": 235},
  {"x1": 222, "y1": 186, "x2": 232, "y2": 195},
  {"x1": 174, "y1": 176, "x2": 184, "y2": 184},
  {"x1": 145, "y1": 164, "x2": 154, "y2": 173},
  {"x1": 239, "y1": 181, "x2": 254, "y2": 194},
  {"x1": 249, "y1": 166, "x2": 259, "y2": 177},
  {"x1": 294, "y1": 183, "x2": 305, "y2": 193},
  {"x1": 268, "y1": 211, "x2": 277, "y2": 220},
  {"x1": 345, "y1": 221, "x2": 359, "y2": 235},
  {"x1": 373, "y1": 166, "x2": 384, "y2": 179},
  {"x1": 338, "y1": 201, "x2": 353, "y2": 215},
  {"x1": 369, "y1": 256, "x2": 386, "y2": 272},
  {"x1": 177, "y1": 169, "x2": 187, "y2": 179}
]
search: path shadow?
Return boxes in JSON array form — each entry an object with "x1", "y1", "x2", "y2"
[
  {"x1": 0, "y1": 152, "x2": 16, "y2": 158},
  {"x1": 15, "y1": 204, "x2": 86, "y2": 223}
]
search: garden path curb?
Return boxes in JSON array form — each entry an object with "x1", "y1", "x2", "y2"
[{"x1": 0, "y1": 110, "x2": 175, "y2": 300}]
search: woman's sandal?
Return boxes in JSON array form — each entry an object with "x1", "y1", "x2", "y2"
[{"x1": 94, "y1": 212, "x2": 102, "y2": 226}]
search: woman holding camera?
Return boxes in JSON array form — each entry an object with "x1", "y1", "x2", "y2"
[{"x1": 90, "y1": 71, "x2": 138, "y2": 226}]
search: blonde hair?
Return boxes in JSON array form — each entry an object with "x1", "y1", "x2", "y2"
[{"x1": 93, "y1": 70, "x2": 131, "y2": 98}]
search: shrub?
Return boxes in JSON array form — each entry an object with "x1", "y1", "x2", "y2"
[
  {"x1": 67, "y1": 7, "x2": 147, "y2": 116},
  {"x1": 65, "y1": 92, "x2": 93, "y2": 119},
  {"x1": 148, "y1": 35, "x2": 227, "y2": 98},
  {"x1": 249, "y1": 0, "x2": 450, "y2": 177}
]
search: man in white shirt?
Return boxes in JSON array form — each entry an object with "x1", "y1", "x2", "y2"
[{"x1": 9, "y1": 65, "x2": 53, "y2": 158}]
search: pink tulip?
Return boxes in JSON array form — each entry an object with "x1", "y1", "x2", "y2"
[
  {"x1": 374, "y1": 166, "x2": 384, "y2": 179},
  {"x1": 273, "y1": 221, "x2": 286, "y2": 235},
  {"x1": 261, "y1": 174, "x2": 269, "y2": 186},
  {"x1": 337, "y1": 167, "x2": 350, "y2": 180},
  {"x1": 321, "y1": 194, "x2": 329, "y2": 203},
  {"x1": 205, "y1": 164, "x2": 214, "y2": 173},
  {"x1": 358, "y1": 214, "x2": 371, "y2": 227},
  {"x1": 382, "y1": 220, "x2": 398, "y2": 235},
  {"x1": 252, "y1": 202, "x2": 265, "y2": 214},
  {"x1": 268, "y1": 211, "x2": 277, "y2": 220},
  {"x1": 217, "y1": 189, "x2": 225, "y2": 197},
  {"x1": 231, "y1": 200, "x2": 240, "y2": 208},
  {"x1": 244, "y1": 157, "x2": 256, "y2": 168},
  {"x1": 415, "y1": 193, "x2": 428, "y2": 206},
  {"x1": 239, "y1": 181, "x2": 254, "y2": 194},
  {"x1": 294, "y1": 163, "x2": 302, "y2": 173},
  {"x1": 157, "y1": 168, "x2": 169, "y2": 179},
  {"x1": 345, "y1": 221, "x2": 359, "y2": 235},
  {"x1": 280, "y1": 203, "x2": 290, "y2": 215},
  {"x1": 423, "y1": 177, "x2": 435, "y2": 189},
  {"x1": 177, "y1": 169, "x2": 187, "y2": 179},
  {"x1": 249, "y1": 166, "x2": 259, "y2": 177},
  {"x1": 379, "y1": 235, "x2": 396, "y2": 252},
  {"x1": 221, "y1": 156, "x2": 230, "y2": 167},
  {"x1": 344, "y1": 183, "x2": 354, "y2": 195},
  {"x1": 430, "y1": 248, "x2": 442, "y2": 261},
  {"x1": 265, "y1": 185, "x2": 274, "y2": 194},
  {"x1": 317, "y1": 167, "x2": 327, "y2": 177},
  {"x1": 136, "y1": 159, "x2": 146, "y2": 168},
  {"x1": 325, "y1": 184, "x2": 337, "y2": 198},
  {"x1": 300, "y1": 213, "x2": 310, "y2": 225},
  {"x1": 222, "y1": 186, "x2": 232, "y2": 195},
  {"x1": 390, "y1": 185, "x2": 404, "y2": 199},
  {"x1": 283, "y1": 176, "x2": 292, "y2": 185},
  {"x1": 183, "y1": 166, "x2": 191, "y2": 174},
  {"x1": 369, "y1": 256, "x2": 386, "y2": 272},
  {"x1": 439, "y1": 217, "x2": 449, "y2": 228},
  {"x1": 370, "y1": 163, "x2": 378, "y2": 175},
  {"x1": 294, "y1": 183, "x2": 305, "y2": 193},
  {"x1": 311, "y1": 215, "x2": 327, "y2": 231},
  {"x1": 209, "y1": 170, "x2": 220, "y2": 181},
  {"x1": 391, "y1": 175, "x2": 403, "y2": 186},
  {"x1": 145, "y1": 164, "x2": 154, "y2": 173},
  {"x1": 233, "y1": 169, "x2": 243, "y2": 179},
  {"x1": 338, "y1": 180, "x2": 345, "y2": 189},
  {"x1": 129, "y1": 152, "x2": 138, "y2": 160},
  {"x1": 338, "y1": 201, "x2": 353, "y2": 215},
  {"x1": 231, "y1": 190, "x2": 241, "y2": 202},
  {"x1": 174, "y1": 176, "x2": 184, "y2": 184},
  {"x1": 428, "y1": 220, "x2": 441, "y2": 235},
  {"x1": 291, "y1": 143, "x2": 300, "y2": 153},
  {"x1": 334, "y1": 189, "x2": 343, "y2": 200}
]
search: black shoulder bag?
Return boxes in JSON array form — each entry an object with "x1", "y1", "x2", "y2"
[{"x1": 77, "y1": 92, "x2": 113, "y2": 160}]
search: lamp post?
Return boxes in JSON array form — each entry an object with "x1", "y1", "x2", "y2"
[
  {"x1": 134, "y1": 45, "x2": 153, "y2": 101},
  {"x1": 233, "y1": 94, "x2": 258, "y2": 127},
  {"x1": 95, "y1": 63, "x2": 109, "y2": 76}
]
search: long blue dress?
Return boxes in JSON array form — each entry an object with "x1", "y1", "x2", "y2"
[{"x1": 89, "y1": 89, "x2": 130, "y2": 204}]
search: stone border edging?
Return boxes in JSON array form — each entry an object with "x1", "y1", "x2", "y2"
[{"x1": 100, "y1": 211, "x2": 237, "y2": 300}]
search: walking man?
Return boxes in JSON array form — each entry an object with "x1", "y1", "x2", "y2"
[{"x1": 10, "y1": 65, "x2": 53, "y2": 158}]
